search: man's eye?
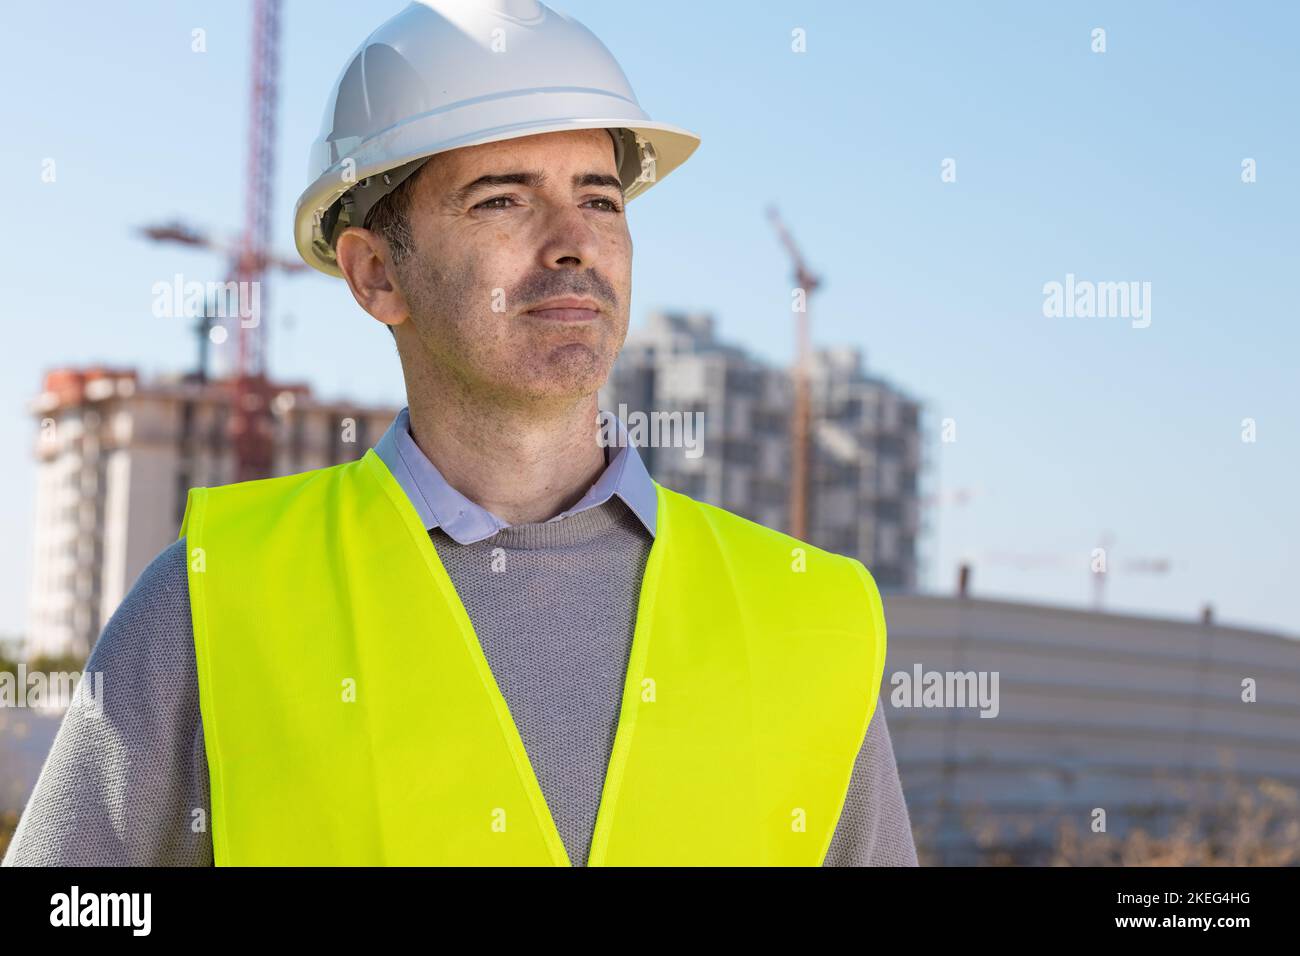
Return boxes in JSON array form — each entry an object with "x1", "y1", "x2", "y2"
[
  {"x1": 474, "y1": 195, "x2": 517, "y2": 210},
  {"x1": 472, "y1": 195, "x2": 622, "y2": 212}
]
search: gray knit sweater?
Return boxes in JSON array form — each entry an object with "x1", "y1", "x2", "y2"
[{"x1": 3, "y1": 497, "x2": 916, "y2": 866}]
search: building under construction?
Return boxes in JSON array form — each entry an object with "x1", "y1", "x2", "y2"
[
  {"x1": 25, "y1": 367, "x2": 395, "y2": 659},
  {"x1": 600, "y1": 310, "x2": 923, "y2": 590}
]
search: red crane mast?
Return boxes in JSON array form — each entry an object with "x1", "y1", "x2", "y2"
[
  {"x1": 767, "y1": 206, "x2": 822, "y2": 540},
  {"x1": 230, "y1": 0, "x2": 284, "y2": 482}
]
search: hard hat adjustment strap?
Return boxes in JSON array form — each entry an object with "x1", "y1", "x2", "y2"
[
  {"x1": 632, "y1": 133, "x2": 657, "y2": 188},
  {"x1": 607, "y1": 128, "x2": 626, "y2": 179},
  {"x1": 320, "y1": 157, "x2": 431, "y2": 252}
]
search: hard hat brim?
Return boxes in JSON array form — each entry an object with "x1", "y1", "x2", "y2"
[{"x1": 294, "y1": 113, "x2": 701, "y2": 278}]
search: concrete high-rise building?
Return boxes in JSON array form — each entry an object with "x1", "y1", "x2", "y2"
[
  {"x1": 600, "y1": 310, "x2": 921, "y2": 587},
  {"x1": 601, "y1": 310, "x2": 790, "y2": 526},
  {"x1": 25, "y1": 367, "x2": 395, "y2": 659},
  {"x1": 809, "y1": 345, "x2": 922, "y2": 590}
]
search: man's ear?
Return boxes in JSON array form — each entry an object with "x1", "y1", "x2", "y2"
[{"x1": 335, "y1": 226, "x2": 409, "y2": 332}]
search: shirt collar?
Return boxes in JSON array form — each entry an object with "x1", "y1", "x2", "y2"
[{"x1": 373, "y1": 406, "x2": 657, "y2": 544}]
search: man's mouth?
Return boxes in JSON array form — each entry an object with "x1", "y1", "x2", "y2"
[
  {"x1": 522, "y1": 297, "x2": 603, "y2": 322},
  {"x1": 523, "y1": 307, "x2": 601, "y2": 322}
]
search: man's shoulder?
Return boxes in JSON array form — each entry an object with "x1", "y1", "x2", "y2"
[
  {"x1": 657, "y1": 482, "x2": 869, "y2": 573},
  {"x1": 109, "y1": 536, "x2": 191, "y2": 628},
  {"x1": 83, "y1": 536, "x2": 196, "y2": 695},
  {"x1": 192, "y1": 457, "x2": 360, "y2": 504},
  {"x1": 655, "y1": 483, "x2": 884, "y2": 626},
  {"x1": 180, "y1": 456, "x2": 372, "y2": 539}
]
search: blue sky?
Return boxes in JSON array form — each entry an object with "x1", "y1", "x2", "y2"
[{"x1": 1, "y1": 1, "x2": 1296, "y2": 638}]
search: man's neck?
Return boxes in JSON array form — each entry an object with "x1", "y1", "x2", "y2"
[{"x1": 404, "y1": 392, "x2": 606, "y2": 526}]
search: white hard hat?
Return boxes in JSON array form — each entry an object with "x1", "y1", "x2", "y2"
[{"x1": 294, "y1": 0, "x2": 702, "y2": 277}]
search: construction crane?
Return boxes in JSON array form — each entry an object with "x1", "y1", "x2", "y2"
[
  {"x1": 766, "y1": 205, "x2": 821, "y2": 540},
  {"x1": 137, "y1": 221, "x2": 308, "y2": 384},
  {"x1": 979, "y1": 533, "x2": 1175, "y2": 610},
  {"x1": 920, "y1": 486, "x2": 982, "y2": 509},
  {"x1": 138, "y1": 0, "x2": 291, "y2": 483},
  {"x1": 229, "y1": 0, "x2": 285, "y2": 482},
  {"x1": 1088, "y1": 531, "x2": 1173, "y2": 611},
  {"x1": 137, "y1": 222, "x2": 307, "y2": 275}
]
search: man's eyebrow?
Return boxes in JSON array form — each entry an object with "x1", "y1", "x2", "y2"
[
  {"x1": 574, "y1": 172, "x2": 625, "y2": 195},
  {"x1": 451, "y1": 170, "x2": 625, "y2": 206}
]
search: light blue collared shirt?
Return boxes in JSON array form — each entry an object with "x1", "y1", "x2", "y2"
[{"x1": 373, "y1": 406, "x2": 658, "y2": 543}]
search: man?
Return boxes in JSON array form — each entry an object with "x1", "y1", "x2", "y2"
[{"x1": 4, "y1": 0, "x2": 916, "y2": 866}]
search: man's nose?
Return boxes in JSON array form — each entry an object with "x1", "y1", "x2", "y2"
[{"x1": 535, "y1": 201, "x2": 602, "y2": 269}]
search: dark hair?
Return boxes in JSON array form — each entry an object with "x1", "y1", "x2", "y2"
[
  {"x1": 361, "y1": 164, "x2": 427, "y2": 339},
  {"x1": 363, "y1": 163, "x2": 425, "y2": 266}
]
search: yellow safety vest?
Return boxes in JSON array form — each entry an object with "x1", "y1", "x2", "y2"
[{"x1": 178, "y1": 448, "x2": 887, "y2": 865}]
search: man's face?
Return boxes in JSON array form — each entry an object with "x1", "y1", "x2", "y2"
[{"x1": 390, "y1": 128, "x2": 632, "y2": 405}]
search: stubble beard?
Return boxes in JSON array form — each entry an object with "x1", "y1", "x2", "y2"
[{"x1": 399, "y1": 259, "x2": 620, "y2": 407}]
